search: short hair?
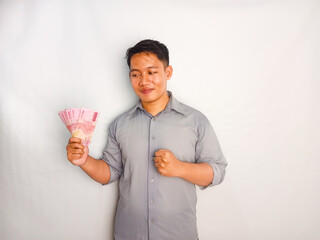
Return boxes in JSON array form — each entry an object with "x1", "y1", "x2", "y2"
[{"x1": 126, "y1": 39, "x2": 169, "y2": 68}]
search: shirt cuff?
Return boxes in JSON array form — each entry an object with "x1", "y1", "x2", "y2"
[{"x1": 197, "y1": 154, "x2": 227, "y2": 190}]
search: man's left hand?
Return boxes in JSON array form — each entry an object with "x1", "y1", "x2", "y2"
[{"x1": 154, "y1": 149, "x2": 183, "y2": 177}]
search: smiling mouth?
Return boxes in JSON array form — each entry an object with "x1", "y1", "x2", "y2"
[{"x1": 141, "y1": 89, "x2": 153, "y2": 94}]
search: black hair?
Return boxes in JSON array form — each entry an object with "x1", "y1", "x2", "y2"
[{"x1": 126, "y1": 39, "x2": 169, "y2": 68}]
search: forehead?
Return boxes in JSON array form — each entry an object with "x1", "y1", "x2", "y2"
[{"x1": 130, "y1": 52, "x2": 164, "y2": 69}]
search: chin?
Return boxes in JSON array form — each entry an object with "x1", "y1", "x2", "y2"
[
  {"x1": 140, "y1": 97, "x2": 156, "y2": 103},
  {"x1": 139, "y1": 93, "x2": 156, "y2": 102}
]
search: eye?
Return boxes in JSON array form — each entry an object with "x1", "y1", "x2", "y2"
[
  {"x1": 148, "y1": 71, "x2": 157, "y2": 75},
  {"x1": 131, "y1": 72, "x2": 140, "y2": 78}
]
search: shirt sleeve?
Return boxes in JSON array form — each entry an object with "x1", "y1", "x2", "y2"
[
  {"x1": 100, "y1": 120, "x2": 123, "y2": 184},
  {"x1": 195, "y1": 115, "x2": 227, "y2": 189}
]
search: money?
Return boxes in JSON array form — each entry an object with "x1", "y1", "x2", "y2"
[{"x1": 58, "y1": 108, "x2": 99, "y2": 146}]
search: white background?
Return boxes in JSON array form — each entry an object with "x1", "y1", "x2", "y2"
[{"x1": 1, "y1": 0, "x2": 319, "y2": 239}]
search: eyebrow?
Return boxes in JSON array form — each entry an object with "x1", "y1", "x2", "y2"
[{"x1": 130, "y1": 66, "x2": 159, "y2": 72}]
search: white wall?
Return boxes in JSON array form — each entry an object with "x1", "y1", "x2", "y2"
[{"x1": 1, "y1": 0, "x2": 319, "y2": 239}]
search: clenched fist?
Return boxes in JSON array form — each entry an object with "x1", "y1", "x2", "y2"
[
  {"x1": 154, "y1": 149, "x2": 183, "y2": 177},
  {"x1": 66, "y1": 137, "x2": 89, "y2": 166}
]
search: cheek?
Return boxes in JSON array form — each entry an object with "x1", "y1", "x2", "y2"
[
  {"x1": 130, "y1": 80, "x2": 139, "y2": 89},
  {"x1": 153, "y1": 77, "x2": 166, "y2": 88}
]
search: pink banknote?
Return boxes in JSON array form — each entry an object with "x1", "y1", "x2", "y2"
[{"x1": 58, "y1": 108, "x2": 99, "y2": 146}]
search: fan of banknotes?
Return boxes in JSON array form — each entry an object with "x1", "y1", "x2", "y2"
[{"x1": 58, "y1": 108, "x2": 100, "y2": 146}]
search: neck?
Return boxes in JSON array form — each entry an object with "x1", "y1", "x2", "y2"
[{"x1": 142, "y1": 94, "x2": 170, "y2": 116}]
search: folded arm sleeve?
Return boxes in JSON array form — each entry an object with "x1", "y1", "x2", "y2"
[
  {"x1": 100, "y1": 121, "x2": 123, "y2": 184},
  {"x1": 195, "y1": 115, "x2": 227, "y2": 189}
]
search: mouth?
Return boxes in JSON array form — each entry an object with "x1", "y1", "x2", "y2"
[{"x1": 141, "y1": 89, "x2": 153, "y2": 94}]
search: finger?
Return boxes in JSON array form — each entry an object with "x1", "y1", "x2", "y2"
[
  {"x1": 68, "y1": 137, "x2": 82, "y2": 144},
  {"x1": 153, "y1": 156, "x2": 161, "y2": 163},
  {"x1": 155, "y1": 151, "x2": 161, "y2": 157},
  {"x1": 69, "y1": 153, "x2": 82, "y2": 160},
  {"x1": 155, "y1": 159, "x2": 165, "y2": 166},
  {"x1": 155, "y1": 150, "x2": 166, "y2": 156},
  {"x1": 67, "y1": 143, "x2": 84, "y2": 150},
  {"x1": 70, "y1": 148, "x2": 84, "y2": 154}
]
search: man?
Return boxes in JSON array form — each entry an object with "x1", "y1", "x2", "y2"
[{"x1": 66, "y1": 39, "x2": 227, "y2": 240}]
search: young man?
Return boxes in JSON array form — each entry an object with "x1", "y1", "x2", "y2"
[{"x1": 66, "y1": 39, "x2": 227, "y2": 240}]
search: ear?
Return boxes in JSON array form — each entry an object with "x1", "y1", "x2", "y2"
[
  {"x1": 128, "y1": 71, "x2": 133, "y2": 80},
  {"x1": 165, "y1": 65, "x2": 173, "y2": 80}
]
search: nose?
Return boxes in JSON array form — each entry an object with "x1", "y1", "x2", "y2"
[{"x1": 139, "y1": 73, "x2": 150, "y2": 86}]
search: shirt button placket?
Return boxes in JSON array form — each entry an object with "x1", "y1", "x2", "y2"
[{"x1": 148, "y1": 116, "x2": 157, "y2": 237}]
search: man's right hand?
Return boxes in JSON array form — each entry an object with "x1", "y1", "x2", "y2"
[{"x1": 66, "y1": 137, "x2": 89, "y2": 166}]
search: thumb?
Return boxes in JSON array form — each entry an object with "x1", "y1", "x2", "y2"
[{"x1": 83, "y1": 146, "x2": 89, "y2": 154}]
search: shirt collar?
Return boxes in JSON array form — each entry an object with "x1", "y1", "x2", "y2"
[
  {"x1": 130, "y1": 91, "x2": 187, "y2": 116},
  {"x1": 164, "y1": 91, "x2": 186, "y2": 115}
]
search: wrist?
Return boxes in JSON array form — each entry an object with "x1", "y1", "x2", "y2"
[
  {"x1": 177, "y1": 160, "x2": 187, "y2": 178},
  {"x1": 79, "y1": 154, "x2": 90, "y2": 168}
]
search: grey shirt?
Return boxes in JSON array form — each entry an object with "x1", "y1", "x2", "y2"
[{"x1": 101, "y1": 92, "x2": 227, "y2": 240}]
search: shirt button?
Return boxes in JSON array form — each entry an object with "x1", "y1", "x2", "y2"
[
  {"x1": 150, "y1": 200, "x2": 154, "y2": 204},
  {"x1": 152, "y1": 118, "x2": 156, "y2": 121},
  {"x1": 152, "y1": 135, "x2": 155, "y2": 140},
  {"x1": 151, "y1": 219, "x2": 154, "y2": 224},
  {"x1": 151, "y1": 178, "x2": 154, "y2": 183}
]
